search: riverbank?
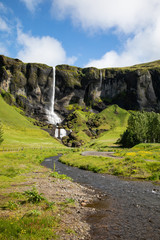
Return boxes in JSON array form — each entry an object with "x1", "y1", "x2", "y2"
[
  {"x1": 60, "y1": 144, "x2": 160, "y2": 181},
  {"x1": 0, "y1": 150, "x2": 98, "y2": 239},
  {"x1": 46, "y1": 155, "x2": 160, "y2": 240}
]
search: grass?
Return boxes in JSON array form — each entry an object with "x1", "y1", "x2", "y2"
[
  {"x1": 0, "y1": 95, "x2": 62, "y2": 149},
  {"x1": 0, "y1": 148, "x2": 69, "y2": 189},
  {"x1": 50, "y1": 171, "x2": 72, "y2": 181},
  {"x1": 0, "y1": 96, "x2": 79, "y2": 239},
  {"x1": 0, "y1": 148, "x2": 75, "y2": 240},
  {"x1": 65, "y1": 104, "x2": 129, "y2": 147},
  {"x1": 0, "y1": 88, "x2": 160, "y2": 240},
  {"x1": 102, "y1": 59, "x2": 160, "y2": 72},
  {"x1": 0, "y1": 211, "x2": 60, "y2": 239},
  {"x1": 86, "y1": 105, "x2": 129, "y2": 148},
  {"x1": 60, "y1": 143, "x2": 160, "y2": 181}
]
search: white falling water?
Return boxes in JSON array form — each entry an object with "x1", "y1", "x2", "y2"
[
  {"x1": 100, "y1": 70, "x2": 103, "y2": 90},
  {"x1": 60, "y1": 129, "x2": 67, "y2": 138},
  {"x1": 46, "y1": 67, "x2": 61, "y2": 125},
  {"x1": 46, "y1": 67, "x2": 67, "y2": 139},
  {"x1": 55, "y1": 128, "x2": 67, "y2": 139}
]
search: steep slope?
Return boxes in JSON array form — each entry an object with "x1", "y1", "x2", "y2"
[
  {"x1": 0, "y1": 95, "x2": 61, "y2": 149},
  {"x1": 63, "y1": 105, "x2": 129, "y2": 147}
]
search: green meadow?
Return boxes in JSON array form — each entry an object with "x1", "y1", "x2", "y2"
[
  {"x1": 60, "y1": 143, "x2": 160, "y2": 181},
  {"x1": 0, "y1": 95, "x2": 72, "y2": 239},
  {"x1": 0, "y1": 92, "x2": 160, "y2": 239},
  {"x1": 0, "y1": 95, "x2": 62, "y2": 149}
]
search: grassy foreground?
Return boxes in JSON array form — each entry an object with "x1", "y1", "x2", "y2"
[
  {"x1": 0, "y1": 148, "x2": 79, "y2": 240},
  {"x1": 0, "y1": 95, "x2": 77, "y2": 239}
]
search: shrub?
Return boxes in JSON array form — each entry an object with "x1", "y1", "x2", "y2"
[
  {"x1": 118, "y1": 111, "x2": 160, "y2": 147},
  {"x1": 24, "y1": 187, "x2": 45, "y2": 203}
]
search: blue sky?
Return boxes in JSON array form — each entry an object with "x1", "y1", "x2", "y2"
[{"x1": 1, "y1": 0, "x2": 160, "y2": 68}]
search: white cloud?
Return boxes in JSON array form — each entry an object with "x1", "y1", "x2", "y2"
[
  {"x1": 0, "y1": 17, "x2": 10, "y2": 32},
  {"x1": 52, "y1": 0, "x2": 160, "y2": 67},
  {"x1": 52, "y1": 0, "x2": 160, "y2": 33},
  {"x1": 20, "y1": 0, "x2": 43, "y2": 13},
  {"x1": 86, "y1": 20, "x2": 160, "y2": 68},
  {"x1": 17, "y1": 29, "x2": 77, "y2": 66}
]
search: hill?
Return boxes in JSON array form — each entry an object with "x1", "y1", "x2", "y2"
[
  {"x1": 63, "y1": 104, "x2": 129, "y2": 148},
  {"x1": 0, "y1": 95, "x2": 61, "y2": 149}
]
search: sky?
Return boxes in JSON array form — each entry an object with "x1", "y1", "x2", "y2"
[{"x1": 0, "y1": 0, "x2": 160, "y2": 68}]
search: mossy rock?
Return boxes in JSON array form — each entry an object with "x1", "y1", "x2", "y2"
[{"x1": 1, "y1": 90, "x2": 15, "y2": 105}]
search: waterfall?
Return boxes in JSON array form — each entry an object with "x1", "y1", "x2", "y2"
[
  {"x1": 45, "y1": 67, "x2": 67, "y2": 139},
  {"x1": 46, "y1": 67, "x2": 61, "y2": 125},
  {"x1": 55, "y1": 128, "x2": 67, "y2": 139},
  {"x1": 100, "y1": 70, "x2": 103, "y2": 90}
]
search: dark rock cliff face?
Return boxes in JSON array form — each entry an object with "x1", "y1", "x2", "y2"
[
  {"x1": 0, "y1": 55, "x2": 53, "y2": 121},
  {"x1": 0, "y1": 55, "x2": 160, "y2": 123},
  {"x1": 56, "y1": 65, "x2": 160, "y2": 113}
]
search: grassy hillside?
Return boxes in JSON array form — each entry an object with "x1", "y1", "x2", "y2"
[
  {"x1": 64, "y1": 105, "x2": 129, "y2": 148},
  {"x1": 88, "y1": 105, "x2": 129, "y2": 148},
  {"x1": 0, "y1": 95, "x2": 62, "y2": 149}
]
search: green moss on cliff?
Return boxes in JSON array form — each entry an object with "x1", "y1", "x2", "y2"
[
  {"x1": 56, "y1": 65, "x2": 82, "y2": 88},
  {"x1": 63, "y1": 105, "x2": 129, "y2": 148}
]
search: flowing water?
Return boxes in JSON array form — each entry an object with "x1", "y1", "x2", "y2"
[
  {"x1": 45, "y1": 67, "x2": 67, "y2": 138},
  {"x1": 46, "y1": 67, "x2": 61, "y2": 125},
  {"x1": 42, "y1": 155, "x2": 160, "y2": 240}
]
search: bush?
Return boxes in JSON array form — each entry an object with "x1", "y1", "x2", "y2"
[
  {"x1": 24, "y1": 187, "x2": 45, "y2": 203},
  {"x1": 118, "y1": 111, "x2": 160, "y2": 147}
]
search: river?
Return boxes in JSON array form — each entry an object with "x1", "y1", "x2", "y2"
[{"x1": 42, "y1": 155, "x2": 160, "y2": 240}]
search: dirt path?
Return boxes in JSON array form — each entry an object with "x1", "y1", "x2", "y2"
[
  {"x1": 1, "y1": 156, "x2": 100, "y2": 240},
  {"x1": 81, "y1": 151, "x2": 123, "y2": 159}
]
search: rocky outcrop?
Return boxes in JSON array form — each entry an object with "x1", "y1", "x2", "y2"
[
  {"x1": 56, "y1": 65, "x2": 160, "y2": 113},
  {"x1": 1, "y1": 55, "x2": 160, "y2": 124},
  {"x1": 0, "y1": 55, "x2": 53, "y2": 121}
]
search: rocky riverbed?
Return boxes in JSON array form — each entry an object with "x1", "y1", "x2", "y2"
[{"x1": 42, "y1": 155, "x2": 160, "y2": 240}]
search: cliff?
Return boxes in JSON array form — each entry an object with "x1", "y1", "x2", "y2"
[
  {"x1": 56, "y1": 62, "x2": 160, "y2": 113},
  {"x1": 0, "y1": 55, "x2": 53, "y2": 122},
  {"x1": 1, "y1": 55, "x2": 160, "y2": 123}
]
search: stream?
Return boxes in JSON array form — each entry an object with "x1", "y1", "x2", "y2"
[{"x1": 42, "y1": 155, "x2": 160, "y2": 240}]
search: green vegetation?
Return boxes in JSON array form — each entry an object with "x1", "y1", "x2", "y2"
[
  {"x1": 0, "y1": 148, "x2": 67, "y2": 189},
  {"x1": 102, "y1": 59, "x2": 160, "y2": 73},
  {"x1": 0, "y1": 209, "x2": 60, "y2": 239},
  {"x1": 24, "y1": 187, "x2": 46, "y2": 203},
  {"x1": 56, "y1": 65, "x2": 82, "y2": 88},
  {"x1": 63, "y1": 104, "x2": 129, "y2": 148},
  {"x1": 0, "y1": 148, "x2": 76, "y2": 239},
  {"x1": 0, "y1": 94, "x2": 78, "y2": 239},
  {"x1": 60, "y1": 143, "x2": 160, "y2": 181},
  {"x1": 50, "y1": 171, "x2": 72, "y2": 181},
  {"x1": 118, "y1": 111, "x2": 160, "y2": 147},
  {"x1": 0, "y1": 95, "x2": 62, "y2": 149},
  {"x1": 1, "y1": 77, "x2": 160, "y2": 240}
]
